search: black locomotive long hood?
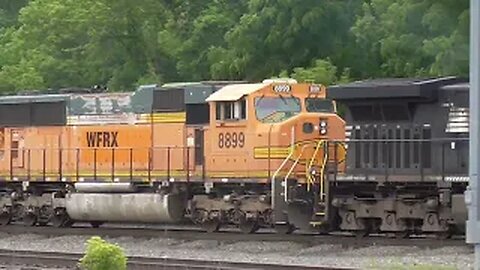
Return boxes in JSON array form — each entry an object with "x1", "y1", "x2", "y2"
[{"x1": 327, "y1": 76, "x2": 467, "y2": 101}]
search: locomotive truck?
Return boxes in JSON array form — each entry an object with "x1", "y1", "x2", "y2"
[{"x1": 0, "y1": 79, "x2": 345, "y2": 233}]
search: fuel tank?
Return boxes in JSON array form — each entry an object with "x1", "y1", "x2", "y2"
[
  {"x1": 74, "y1": 182, "x2": 136, "y2": 193},
  {"x1": 65, "y1": 193, "x2": 185, "y2": 223}
]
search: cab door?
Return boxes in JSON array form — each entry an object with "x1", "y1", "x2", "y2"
[
  {"x1": 194, "y1": 128, "x2": 204, "y2": 167},
  {"x1": 207, "y1": 98, "x2": 249, "y2": 178},
  {"x1": 10, "y1": 129, "x2": 24, "y2": 169}
]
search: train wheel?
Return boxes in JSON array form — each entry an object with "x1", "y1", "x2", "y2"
[
  {"x1": 51, "y1": 214, "x2": 65, "y2": 228},
  {"x1": 202, "y1": 219, "x2": 221, "y2": 233},
  {"x1": 275, "y1": 223, "x2": 295, "y2": 234},
  {"x1": 395, "y1": 231, "x2": 410, "y2": 239},
  {"x1": 435, "y1": 231, "x2": 452, "y2": 240},
  {"x1": 23, "y1": 213, "x2": 37, "y2": 227},
  {"x1": 90, "y1": 221, "x2": 103, "y2": 228},
  {"x1": 0, "y1": 211, "x2": 11, "y2": 226},
  {"x1": 354, "y1": 230, "x2": 369, "y2": 238},
  {"x1": 63, "y1": 218, "x2": 74, "y2": 228},
  {"x1": 51, "y1": 209, "x2": 71, "y2": 228},
  {"x1": 239, "y1": 220, "x2": 259, "y2": 234},
  {"x1": 38, "y1": 221, "x2": 48, "y2": 226}
]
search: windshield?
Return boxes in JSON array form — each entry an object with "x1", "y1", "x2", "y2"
[
  {"x1": 305, "y1": 98, "x2": 335, "y2": 113},
  {"x1": 255, "y1": 97, "x2": 301, "y2": 123}
]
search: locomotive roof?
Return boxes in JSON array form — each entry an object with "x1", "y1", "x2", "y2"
[
  {"x1": 440, "y1": 82, "x2": 469, "y2": 91},
  {"x1": 327, "y1": 76, "x2": 466, "y2": 100},
  {"x1": 206, "y1": 83, "x2": 266, "y2": 102},
  {"x1": 0, "y1": 94, "x2": 70, "y2": 104}
]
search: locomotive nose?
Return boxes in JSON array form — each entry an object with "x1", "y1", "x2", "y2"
[
  {"x1": 297, "y1": 114, "x2": 344, "y2": 141},
  {"x1": 301, "y1": 118, "x2": 329, "y2": 137},
  {"x1": 287, "y1": 114, "x2": 346, "y2": 177}
]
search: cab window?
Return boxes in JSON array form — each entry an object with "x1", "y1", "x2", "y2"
[
  {"x1": 305, "y1": 98, "x2": 335, "y2": 113},
  {"x1": 215, "y1": 98, "x2": 247, "y2": 121},
  {"x1": 255, "y1": 97, "x2": 301, "y2": 123}
]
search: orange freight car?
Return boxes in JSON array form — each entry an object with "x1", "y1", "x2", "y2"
[{"x1": 0, "y1": 79, "x2": 345, "y2": 233}]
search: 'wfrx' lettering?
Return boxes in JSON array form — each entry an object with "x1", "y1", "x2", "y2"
[{"x1": 86, "y1": 132, "x2": 119, "y2": 147}]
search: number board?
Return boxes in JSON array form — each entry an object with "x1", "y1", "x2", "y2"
[
  {"x1": 218, "y1": 132, "x2": 245, "y2": 149},
  {"x1": 309, "y1": 85, "x2": 321, "y2": 94},
  {"x1": 272, "y1": 84, "x2": 291, "y2": 93}
]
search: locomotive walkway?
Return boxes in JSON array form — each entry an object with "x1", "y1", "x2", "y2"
[{"x1": 0, "y1": 249, "x2": 354, "y2": 270}]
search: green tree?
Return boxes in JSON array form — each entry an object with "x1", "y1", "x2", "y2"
[
  {"x1": 79, "y1": 236, "x2": 127, "y2": 270},
  {"x1": 289, "y1": 59, "x2": 338, "y2": 85},
  {"x1": 0, "y1": 0, "x2": 169, "y2": 91},
  {"x1": 0, "y1": 0, "x2": 470, "y2": 93},
  {"x1": 212, "y1": 0, "x2": 362, "y2": 80},
  {"x1": 352, "y1": 0, "x2": 469, "y2": 77},
  {"x1": 157, "y1": 0, "x2": 247, "y2": 81},
  {"x1": 0, "y1": 0, "x2": 30, "y2": 28}
]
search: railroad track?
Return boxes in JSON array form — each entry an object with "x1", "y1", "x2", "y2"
[
  {"x1": 0, "y1": 224, "x2": 468, "y2": 249},
  {"x1": 0, "y1": 249, "x2": 353, "y2": 270}
]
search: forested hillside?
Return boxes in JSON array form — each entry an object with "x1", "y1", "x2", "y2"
[{"x1": 0, "y1": 0, "x2": 469, "y2": 92}]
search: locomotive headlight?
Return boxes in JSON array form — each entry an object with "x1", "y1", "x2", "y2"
[
  {"x1": 319, "y1": 120, "x2": 327, "y2": 135},
  {"x1": 303, "y1": 122, "x2": 314, "y2": 134}
]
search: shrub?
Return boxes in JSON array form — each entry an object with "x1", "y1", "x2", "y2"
[{"x1": 79, "y1": 236, "x2": 127, "y2": 270}]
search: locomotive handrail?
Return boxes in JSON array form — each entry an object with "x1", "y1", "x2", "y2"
[
  {"x1": 319, "y1": 143, "x2": 328, "y2": 201},
  {"x1": 284, "y1": 144, "x2": 307, "y2": 203},
  {"x1": 328, "y1": 138, "x2": 468, "y2": 183},
  {"x1": 329, "y1": 138, "x2": 469, "y2": 143},
  {"x1": 8, "y1": 145, "x2": 201, "y2": 182},
  {"x1": 271, "y1": 147, "x2": 295, "y2": 201},
  {"x1": 271, "y1": 126, "x2": 296, "y2": 207},
  {"x1": 306, "y1": 139, "x2": 324, "y2": 191},
  {"x1": 4, "y1": 145, "x2": 201, "y2": 151}
]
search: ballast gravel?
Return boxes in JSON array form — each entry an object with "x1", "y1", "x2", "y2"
[{"x1": 0, "y1": 232, "x2": 472, "y2": 269}]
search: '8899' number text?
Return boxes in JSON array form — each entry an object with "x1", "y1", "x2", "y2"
[{"x1": 218, "y1": 132, "x2": 245, "y2": 148}]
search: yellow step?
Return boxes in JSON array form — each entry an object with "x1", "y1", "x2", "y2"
[{"x1": 310, "y1": 221, "x2": 324, "y2": 226}]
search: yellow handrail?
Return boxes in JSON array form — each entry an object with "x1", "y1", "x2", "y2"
[
  {"x1": 319, "y1": 146, "x2": 328, "y2": 201},
  {"x1": 284, "y1": 144, "x2": 307, "y2": 202},
  {"x1": 304, "y1": 139, "x2": 329, "y2": 201},
  {"x1": 306, "y1": 140, "x2": 324, "y2": 191}
]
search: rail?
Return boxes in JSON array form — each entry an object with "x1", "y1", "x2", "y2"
[
  {"x1": 306, "y1": 140, "x2": 325, "y2": 192},
  {"x1": 0, "y1": 249, "x2": 351, "y2": 270},
  {"x1": 284, "y1": 144, "x2": 307, "y2": 202},
  {"x1": 0, "y1": 225, "x2": 468, "y2": 248},
  {"x1": 319, "y1": 143, "x2": 328, "y2": 201},
  {"x1": 5, "y1": 146, "x2": 204, "y2": 183},
  {"x1": 327, "y1": 137, "x2": 469, "y2": 182},
  {"x1": 1, "y1": 137, "x2": 471, "y2": 184}
]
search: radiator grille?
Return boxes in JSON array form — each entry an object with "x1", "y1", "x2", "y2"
[{"x1": 347, "y1": 124, "x2": 431, "y2": 170}]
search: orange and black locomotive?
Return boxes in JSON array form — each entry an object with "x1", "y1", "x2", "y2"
[{"x1": 0, "y1": 79, "x2": 345, "y2": 233}]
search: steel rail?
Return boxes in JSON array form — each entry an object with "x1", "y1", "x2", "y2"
[
  {"x1": 0, "y1": 249, "x2": 353, "y2": 270},
  {"x1": 0, "y1": 224, "x2": 468, "y2": 249}
]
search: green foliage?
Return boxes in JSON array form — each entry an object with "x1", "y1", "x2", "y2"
[
  {"x1": 352, "y1": 0, "x2": 469, "y2": 77},
  {"x1": 290, "y1": 59, "x2": 340, "y2": 85},
  {"x1": 0, "y1": 0, "x2": 469, "y2": 92},
  {"x1": 79, "y1": 236, "x2": 127, "y2": 270},
  {"x1": 279, "y1": 59, "x2": 351, "y2": 86}
]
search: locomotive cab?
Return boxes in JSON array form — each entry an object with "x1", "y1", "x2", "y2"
[
  {"x1": 205, "y1": 79, "x2": 345, "y2": 181},
  {"x1": 204, "y1": 79, "x2": 346, "y2": 230}
]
